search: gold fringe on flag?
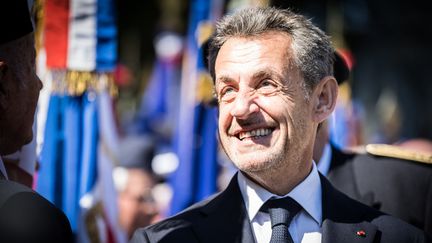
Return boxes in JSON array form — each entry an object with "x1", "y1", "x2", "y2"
[
  {"x1": 50, "y1": 70, "x2": 118, "y2": 97},
  {"x1": 33, "y1": 0, "x2": 45, "y2": 54}
]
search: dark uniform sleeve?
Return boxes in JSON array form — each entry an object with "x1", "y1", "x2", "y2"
[{"x1": 0, "y1": 183, "x2": 73, "y2": 243}]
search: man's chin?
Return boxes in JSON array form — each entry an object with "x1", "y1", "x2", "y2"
[
  {"x1": 0, "y1": 143, "x2": 21, "y2": 156},
  {"x1": 23, "y1": 133, "x2": 33, "y2": 145},
  {"x1": 2, "y1": 133, "x2": 33, "y2": 155},
  {"x1": 234, "y1": 158, "x2": 274, "y2": 173}
]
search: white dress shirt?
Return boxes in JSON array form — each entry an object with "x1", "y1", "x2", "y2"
[
  {"x1": 316, "y1": 143, "x2": 332, "y2": 176},
  {"x1": 237, "y1": 162, "x2": 322, "y2": 243}
]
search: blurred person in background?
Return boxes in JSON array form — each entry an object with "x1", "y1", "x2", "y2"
[
  {"x1": 114, "y1": 166, "x2": 159, "y2": 240},
  {"x1": 314, "y1": 51, "x2": 432, "y2": 237},
  {"x1": 116, "y1": 135, "x2": 161, "y2": 240},
  {"x1": 0, "y1": 1, "x2": 72, "y2": 242}
]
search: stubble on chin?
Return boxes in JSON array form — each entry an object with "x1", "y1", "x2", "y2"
[{"x1": 230, "y1": 148, "x2": 287, "y2": 175}]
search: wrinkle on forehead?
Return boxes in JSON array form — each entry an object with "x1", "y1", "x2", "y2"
[{"x1": 215, "y1": 33, "x2": 301, "y2": 89}]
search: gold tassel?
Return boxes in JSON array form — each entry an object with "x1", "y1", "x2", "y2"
[
  {"x1": 56, "y1": 70, "x2": 119, "y2": 97},
  {"x1": 33, "y1": 0, "x2": 45, "y2": 54}
]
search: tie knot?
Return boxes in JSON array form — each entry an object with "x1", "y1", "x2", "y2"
[{"x1": 260, "y1": 197, "x2": 301, "y2": 228}]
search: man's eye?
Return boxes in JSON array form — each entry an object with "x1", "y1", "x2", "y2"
[
  {"x1": 258, "y1": 79, "x2": 278, "y2": 94},
  {"x1": 261, "y1": 80, "x2": 272, "y2": 86},
  {"x1": 219, "y1": 86, "x2": 237, "y2": 101},
  {"x1": 222, "y1": 87, "x2": 234, "y2": 94},
  {"x1": 259, "y1": 79, "x2": 276, "y2": 87}
]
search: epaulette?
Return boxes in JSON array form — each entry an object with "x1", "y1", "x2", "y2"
[{"x1": 365, "y1": 144, "x2": 432, "y2": 164}]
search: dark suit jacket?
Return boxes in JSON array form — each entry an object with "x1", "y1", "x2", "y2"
[
  {"x1": 130, "y1": 173, "x2": 427, "y2": 243},
  {"x1": 0, "y1": 180, "x2": 73, "y2": 243},
  {"x1": 327, "y1": 144, "x2": 432, "y2": 238}
]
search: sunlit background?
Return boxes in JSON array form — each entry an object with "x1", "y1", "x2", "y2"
[{"x1": 12, "y1": 0, "x2": 431, "y2": 242}]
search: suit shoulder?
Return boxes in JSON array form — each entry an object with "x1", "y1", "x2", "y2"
[
  {"x1": 131, "y1": 194, "x2": 219, "y2": 242},
  {"x1": 365, "y1": 144, "x2": 432, "y2": 165},
  {"x1": 130, "y1": 213, "x2": 196, "y2": 243},
  {"x1": 0, "y1": 182, "x2": 73, "y2": 242}
]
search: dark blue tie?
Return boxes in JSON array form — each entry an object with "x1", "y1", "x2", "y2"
[{"x1": 260, "y1": 197, "x2": 302, "y2": 243}]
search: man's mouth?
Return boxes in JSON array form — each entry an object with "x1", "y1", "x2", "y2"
[{"x1": 238, "y1": 128, "x2": 273, "y2": 140}]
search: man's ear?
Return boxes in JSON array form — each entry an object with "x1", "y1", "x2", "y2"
[{"x1": 312, "y1": 76, "x2": 338, "y2": 123}]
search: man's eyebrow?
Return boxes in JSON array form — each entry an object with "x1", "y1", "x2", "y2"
[
  {"x1": 252, "y1": 69, "x2": 284, "y2": 81},
  {"x1": 215, "y1": 75, "x2": 236, "y2": 85}
]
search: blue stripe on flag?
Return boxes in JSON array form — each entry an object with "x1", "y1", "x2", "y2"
[
  {"x1": 37, "y1": 94, "x2": 64, "y2": 205},
  {"x1": 96, "y1": 0, "x2": 117, "y2": 71},
  {"x1": 169, "y1": 0, "x2": 219, "y2": 215},
  {"x1": 78, "y1": 93, "x2": 99, "y2": 199},
  {"x1": 62, "y1": 96, "x2": 83, "y2": 231}
]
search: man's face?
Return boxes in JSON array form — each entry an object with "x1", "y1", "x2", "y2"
[
  {"x1": 0, "y1": 34, "x2": 42, "y2": 155},
  {"x1": 215, "y1": 32, "x2": 316, "y2": 177},
  {"x1": 118, "y1": 169, "x2": 158, "y2": 238}
]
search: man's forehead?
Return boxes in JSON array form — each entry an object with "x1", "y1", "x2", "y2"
[
  {"x1": 216, "y1": 32, "x2": 293, "y2": 60},
  {"x1": 215, "y1": 37, "x2": 296, "y2": 82},
  {"x1": 215, "y1": 68, "x2": 285, "y2": 83}
]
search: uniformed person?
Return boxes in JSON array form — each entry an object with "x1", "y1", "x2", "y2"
[
  {"x1": 0, "y1": 1, "x2": 73, "y2": 242},
  {"x1": 314, "y1": 50, "x2": 432, "y2": 238},
  {"x1": 325, "y1": 143, "x2": 432, "y2": 237}
]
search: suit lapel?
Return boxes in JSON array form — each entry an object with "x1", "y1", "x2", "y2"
[
  {"x1": 322, "y1": 220, "x2": 377, "y2": 243},
  {"x1": 188, "y1": 171, "x2": 382, "y2": 243},
  {"x1": 320, "y1": 174, "x2": 378, "y2": 243},
  {"x1": 192, "y1": 173, "x2": 255, "y2": 243}
]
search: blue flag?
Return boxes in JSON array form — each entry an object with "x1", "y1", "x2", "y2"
[
  {"x1": 37, "y1": 94, "x2": 64, "y2": 205},
  {"x1": 168, "y1": 0, "x2": 222, "y2": 215}
]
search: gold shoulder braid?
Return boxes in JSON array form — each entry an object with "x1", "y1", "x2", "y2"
[{"x1": 366, "y1": 144, "x2": 432, "y2": 164}]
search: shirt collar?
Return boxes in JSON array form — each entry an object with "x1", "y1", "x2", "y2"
[
  {"x1": 317, "y1": 142, "x2": 332, "y2": 176},
  {"x1": 0, "y1": 156, "x2": 8, "y2": 180},
  {"x1": 238, "y1": 162, "x2": 322, "y2": 225}
]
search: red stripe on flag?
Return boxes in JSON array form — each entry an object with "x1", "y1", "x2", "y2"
[{"x1": 44, "y1": 0, "x2": 70, "y2": 68}]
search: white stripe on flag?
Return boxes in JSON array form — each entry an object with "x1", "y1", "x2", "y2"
[
  {"x1": 67, "y1": 0, "x2": 97, "y2": 71},
  {"x1": 97, "y1": 90, "x2": 127, "y2": 243}
]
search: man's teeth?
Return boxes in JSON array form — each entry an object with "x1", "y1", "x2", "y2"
[{"x1": 239, "y1": 128, "x2": 272, "y2": 140}]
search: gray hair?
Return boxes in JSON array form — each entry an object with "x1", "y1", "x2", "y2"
[{"x1": 207, "y1": 7, "x2": 335, "y2": 93}]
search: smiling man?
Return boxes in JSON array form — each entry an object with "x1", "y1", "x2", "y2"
[{"x1": 130, "y1": 7, "x2": 427, "y2": 243}]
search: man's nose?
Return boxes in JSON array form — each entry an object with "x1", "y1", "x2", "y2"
[{"x1": 230, "y1": 90, "x2": 259, "y2": 119}]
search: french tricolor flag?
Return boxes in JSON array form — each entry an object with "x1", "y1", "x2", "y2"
[{"x1": 38, "y1": 0, "x2": 123, "y2": 242}]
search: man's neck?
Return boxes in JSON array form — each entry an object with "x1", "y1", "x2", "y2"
[{"x1": 243, "y1": 161, "x2": 313, "y2": 196}]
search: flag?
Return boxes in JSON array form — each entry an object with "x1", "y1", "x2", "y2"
[
  {"x1": 37, "y1": 94, "x2": 64, "y2": 204},
  {"x1": 132, "y1": 34, "x2": 182, "y2": 152},
  {"x1": 37, "y1": 0, "x2": 119, "y2": 240},
  {"x1": 44, "y1": 0, "x2": 69, "y2": 68},
  {"x1": 95, "y1": 90, "x2": 127, "y2": 243},
  {"x1": 168, "y1": 0, "x2": 223, "y2": 215},
  {"x1": 61, "y1": 96, "x2": 83, "y2": 230}
]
